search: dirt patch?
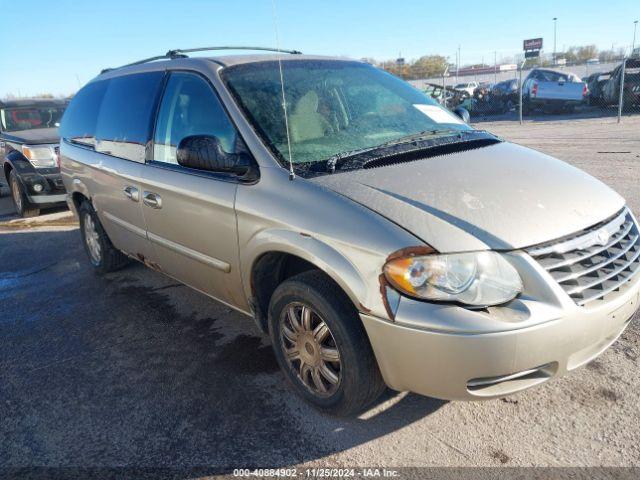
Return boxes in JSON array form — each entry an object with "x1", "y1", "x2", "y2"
[
  {"x1": 585, "y1": 360, "x2": 606, "y2": 374},
  {"x1": 598, "y1": 388, "x2": 619, "y2": 402},
  {"x1": 491, "y1": 449, "x2": 511, "y2": 464}
]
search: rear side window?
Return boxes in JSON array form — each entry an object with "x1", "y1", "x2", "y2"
[
  {"x1": 60, "y1": 80, "x2": 108, "y2": 147},
  {"x1": 95, "y1": 72, "x2": 164, "y2": 162}
]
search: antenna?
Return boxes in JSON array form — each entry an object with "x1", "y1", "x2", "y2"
[{"x1": 271, "y1": 0, "x2": 295, "y2": 181}]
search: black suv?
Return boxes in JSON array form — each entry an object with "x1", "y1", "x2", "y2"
[{"x1": 1, "y1": 98, "x2": 68, "y2": 217}]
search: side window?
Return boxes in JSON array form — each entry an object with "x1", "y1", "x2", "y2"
[
  {"x1": 95, "y1": 72, "x2": 164, "y2": 162},
  {"x1": 153, "y1": 72, "x2": 238, "y2": 165},
  {"x1": 59, "y1": 80, "x2": 108, "y2": 147}
]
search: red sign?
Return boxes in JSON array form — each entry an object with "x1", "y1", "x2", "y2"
[{"x1": 523, "y1": 38, "x2": 543, "y2": 51}]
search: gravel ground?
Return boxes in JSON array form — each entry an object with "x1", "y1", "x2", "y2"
[{"x1": 0, "y1": 116, "x2": 639, "y2": 475}]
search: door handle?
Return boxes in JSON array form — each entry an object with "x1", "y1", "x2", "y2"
[
  {"x1": 123, "y1": 186, "x2": 139, "y2": 202},
  {"x1": 143, "y1": 191, "x2": 162, "y2": 209}
]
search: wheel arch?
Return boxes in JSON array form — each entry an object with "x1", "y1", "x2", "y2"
[
  {"x1": 3, "y1": 160, "x2": 12, "y2": 183},
  {"x1": 67, "y1": 180, "x2": 92, "y2": 216},
  {"x1": 71, "y1": 191, "x2": 90, "y2": 209},
  {"x1": 244, "y1": 229, "x2": 368, "y2": 333}
]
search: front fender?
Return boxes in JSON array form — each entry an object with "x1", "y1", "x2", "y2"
[
  {"x1": 241, "y1": 228, "x2": 370, "y2": 314},
  {"x1": 4, "y1": 149, "x2": 33, "y2": 181}
]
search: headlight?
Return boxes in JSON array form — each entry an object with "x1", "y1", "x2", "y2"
[
  {"x1": 383, "y1": 251, "x2": 522, "y2": 307},
  {"x1": 21, "y1": 145, "x2": 57, "y2": 168}
]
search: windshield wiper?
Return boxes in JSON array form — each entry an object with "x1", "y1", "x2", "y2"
[
  {"x1": 378, "y1": 128, "x2": 463, "y2": 148},
  {"x1": 325, "y1": 129, "x2": 475, "y2": 173}
]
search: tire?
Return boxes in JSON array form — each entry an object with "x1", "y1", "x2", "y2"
[
  {"x1": 78, "y1": 200, "x2": 129, "y2": 273},
  {"x1": 268, "y1": 270, "x2": 386, "y2": 416},
  {"x1": 505, "y1": 100, "x2": 515, "y2": 113},
  {"x1": 9, "y1": 170, "x2": 40, "y2": 218}
]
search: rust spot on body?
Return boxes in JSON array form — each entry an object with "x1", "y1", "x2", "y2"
[
  {"x1": 378, "y1": 273, "x2": 396, "y2": 321},
  {"x1": 135, "y1": 253, "x2": 163, "y2": 273},
  {"x1": 358, "y1": 302, "x2": 372, "y2": 314},
  {"x1": 386, "y1": 245, "x2": 436, "y2": 263}
]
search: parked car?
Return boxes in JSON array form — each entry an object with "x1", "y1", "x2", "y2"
[
  {"x1": 472, "y1": 82, "x2": 493, "y2": 100},
  {"x1": 585, "y1": 72, "x2": 611, "y2": 106},
  {"x1": 453, "y1": 81, "x2": 479, "y2": 96},
  {"x1": 470, "y1": 79, "x2": 518, "y2": 115},
  {"x1": 1, "y1": 98, "x2": 68, "y2": 217},
  {"x1": 601, "y1": 58, "x2": 640, "y2": 109},
  {"x1": 422, "y1": 83, "x2": 469, "y2": 109},
  {"x1": 522, "y1": 68, "x2": 587, "y2": 113},
  {"x1": 491, "y1": 78, "x2": 519, "y2": 112},
  {"x1": 61, "y1": 50, "x2": 640, "y2": 416}
]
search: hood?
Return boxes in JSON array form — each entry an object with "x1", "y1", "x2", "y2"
[
  {"x1": 2, "y1": 127, "x2": 60, "y2": 145},
  {"x1": 312, "y1": 142, "x2": 625, "y2": 252}
]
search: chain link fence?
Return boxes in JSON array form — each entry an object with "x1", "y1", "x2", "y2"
[{"x1": 410, "y1": 55, "x2": 640, "y2": 124}]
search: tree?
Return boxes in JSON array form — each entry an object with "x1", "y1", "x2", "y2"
[
  {"x1": 408, "y1": 55, "x2": 448, "y2": 79},
  {"x1": 375, "y1": 55, "x2": 448, "y2": 80}
]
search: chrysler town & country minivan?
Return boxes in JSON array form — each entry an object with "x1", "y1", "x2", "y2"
[{"x1": 60, "y1": 49, "x2": 640, "y2": 415}]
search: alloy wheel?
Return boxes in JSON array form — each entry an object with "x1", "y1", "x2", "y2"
[
  {"x1": 83, "y1": 213, "x2": 102, "y2": 265},
  {"x1": 280, "y1": 302, "x2": 342, "y2": 397}
]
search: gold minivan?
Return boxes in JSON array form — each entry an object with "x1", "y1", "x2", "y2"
[{"x1": 61, "y1": 49, "x2": 640, "y2": 415}]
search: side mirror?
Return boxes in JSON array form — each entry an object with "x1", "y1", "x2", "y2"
[
  {"x1": 453, "y1": 107, "x2": 470, "y2": 123},
  {"x1": 176, "y1": 135, "x2": 252, "y2": 176}
]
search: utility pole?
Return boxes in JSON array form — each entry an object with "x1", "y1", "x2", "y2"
[
  {"x1": 633, "y1": 20, "x2": 638, "y2": 52},
  {"x1": 553, "y1": 17, "x2": 558, "y2": 65},
  {"x1": 457, "y1": 44, "x2": 461, "y2": 81},
  {"x1": 494, "y1": 51, "x2": 497, "y2": 84}
]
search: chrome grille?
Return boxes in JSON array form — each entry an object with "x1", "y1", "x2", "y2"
[{"x1": 527, "y1": 208, "x2": 640, "y2": 306}]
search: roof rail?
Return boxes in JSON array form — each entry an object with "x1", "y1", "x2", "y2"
[{"x1": 100, "y1": 46, "x2": 302, "y2": 74}]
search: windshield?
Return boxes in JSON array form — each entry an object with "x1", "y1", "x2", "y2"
[
  {"x1": 223, "y1": 60, "x2": 471, "y2": 164},
  {"x1": 0, "y1": 105, "x2": 66, "y2": 132}
]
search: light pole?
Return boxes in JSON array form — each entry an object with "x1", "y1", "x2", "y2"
[
  {"x1": 553, "y1": 17, "x2": 558, "y2": 65},
  {"x1": 494, "y1": 51, "x2": 497, "y2": 84},
  {"x1": 633, "y1": 20, "x2": 638, "y2": 52}
]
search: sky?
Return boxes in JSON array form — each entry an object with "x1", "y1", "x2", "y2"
[{"x1": 0, "y1": 0, "x2": 638, "y2": 97}]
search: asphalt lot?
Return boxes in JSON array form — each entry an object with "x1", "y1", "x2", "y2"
[{"x1": 0, "y1": 116, "x2": 639, "y2": 474}]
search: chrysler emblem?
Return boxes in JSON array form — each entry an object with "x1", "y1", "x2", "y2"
[{"x1": 595, "y1": 229, "x2": 610, "y2": 246}]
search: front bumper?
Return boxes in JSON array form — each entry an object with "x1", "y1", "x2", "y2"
[
  {"x1": 28, "y1": 193, "x2": 67, "y2": 204},
  {"x1": 362, "y1": 258, "x2": 640, "y2": 401},
  {"x1": 20, "y1": 171, "x2": 67, "y2": 205}
]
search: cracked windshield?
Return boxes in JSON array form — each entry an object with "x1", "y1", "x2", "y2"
[{"x1": 223, "y1": 60, "x2": 471, "y2": 164}]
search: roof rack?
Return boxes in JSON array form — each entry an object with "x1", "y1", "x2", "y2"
[{"x1": 100, "y1": 46, "x2": 302, "y2": 74}]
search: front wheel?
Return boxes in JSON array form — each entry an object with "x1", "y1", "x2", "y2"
[
  {"x1": 9, "y1": 170, "x2": 40, "y2": 218},
  {"x1": 268, "y1": 271, "x2": 386, "y2": 416}
]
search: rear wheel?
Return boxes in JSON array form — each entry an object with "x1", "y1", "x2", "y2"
[
  {"x1": 269, "y1": 270, "x2": 386, "y2": 416},
  {"x1": 9, "y1": 170, "x2": 40, "y2": 218},
  {"x1": 78, "y1": 200, "x2": 129, "y2": 273}
]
